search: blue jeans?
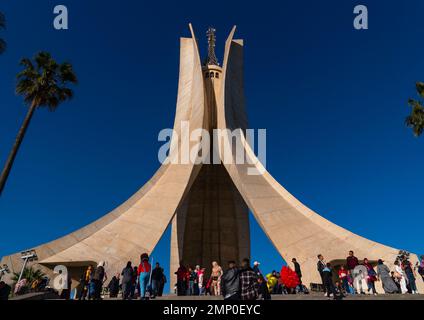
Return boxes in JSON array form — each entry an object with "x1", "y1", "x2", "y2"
[{"x1": 139, "y1": 272, "x2": 149, "y2": 298}]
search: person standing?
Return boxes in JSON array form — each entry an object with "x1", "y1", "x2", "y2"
[
  {"x1": 291, "y1": 258, "x2": 303, "y2": 292},
  {"x1": 253, "y1": 261, "x2": 262, "y2": 276},
  {"x1": 121, "y1": 261, "x2": 133, "y2": 300},
  {"x1": 0, "y1": 281, "x2": 11, "y2": 300},
  {"x1": 220, "y1": 261, "x2": 240, "y2": 300},
  {"x1": 317, "y1": 254, "x2": 326, "y2": 294},
  {"x1": 187, "y1": 266, "x2": 197, "y2": 296},
  {"x1": 78, "y1": 265, "x2": 93, "y2": 300},
  {"x1": 376, "y1": 259, "x2": 398, "y2": 294},
  {"x1": 175, "y1": 262, "x2": 188, "y2": 296},
  {"x1": 322, "y1": 263, "x2": 342, "y2": 300},
  {"x1": 107, "y1": 274, "x2": 120, "y2": 298},
  {"x1": 338, "y1": 265, "x2": 349, "y2": 294},
  {"x1": 346, "y1": 251, "x2": 359, "y2": 271},
  {"x1": 210, "y1": 261, "x2": 223, "y2": 296},
  {"x1": 239, "y1": 258, "x2": 259, "y2": 300},
  {"x1": 198, "y1": 267, "x2": 206, "y2": 295},
  {"x1": 363, "y1": 258, "x2": 377, "y2": 295},
  {"x1": 151, "y1": 262, "x2": 164, "y2": 299},
  {"x1": 92, "y1": 261, "x2": 107, "y2": 300},
  {"x1": 258, "y1": 276, "x2": 271, "y2": 300},
  {"x1": 137, "y1": 253, "x2": 151, "y2": 300},
  {"x1": 402, "y1": 259, "x2": 418, "y2": 294},
  {"x1": 394, "y1": 260, "x2": 408, "y2": 294}
]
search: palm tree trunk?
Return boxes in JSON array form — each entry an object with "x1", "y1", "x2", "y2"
[{"x1": 0, "y1": 100, "x2": 37, "y2": 196}]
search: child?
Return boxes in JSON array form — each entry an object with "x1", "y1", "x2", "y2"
[{"x1": 258, "y1": 276, "x2": 271, "y2": 300}]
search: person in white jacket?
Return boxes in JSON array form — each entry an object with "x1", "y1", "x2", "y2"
[{"x1": 394, "y1": 260, "x2": 408, "y2": 294}]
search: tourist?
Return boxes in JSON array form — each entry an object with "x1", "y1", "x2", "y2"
[
  {"x1": 158, "y1": 272, "x2": 166, "y2": 297},
  {"x1": 198, "y1": 267, "x2": 206, "y2": 295},
  {"x1": 266, "y1": 271, "x2": 278, "y2": 294},
  {"x1": 346, "y1": 270, "x2": 355, "y2": 294},
  {"x1": 187, "y1": 266, "x2": 197, "y2": 296},
  {"x1": 292, "y1": 258, "x2": 303, "y2": 292},
  {"x1": 210, "y1": 261, "x2": 223, "y2": 296},
  {"x1": 78, "y1": 265, "x2": 93, "y2": 300},
  {"x1": 175, "y1": 261, "x2": 187, "y2": 296},
  {"x1": 131, "y1": 266, "x2": 138, "y2": 298},
  {"x1": 92, "y1": 261, "x2": 107, "y2": 300},
  {"x1": 376, "y1": 259, "x2": 398, "y2": 294},
  {"x1": 317, "y1": 254, "x2": 326, "y2": 294},
  {"x1": 258, "y1": 275, "x2": 271, "y2": 300},
  {"x1": 419, "y1": 256, "x2": 424, "y2": 282},
  {"x1": 121, "y1": 261, "x2": 133, "y2": 300},
  {"x1": 108, "y1": 274, "x2": 120, "y2": 298},
  {"x1": 402, "y1": 258, "x2": 418, "y2": 294},
  {"x1": 338, "y1": 265, "x2": 349, "y2": 294},
  {"x1": 193, "y1": 265, "x2": 200, "y2": 295},
  {"x1": 394, "y1": 260, "x2": 407, "y2": 294},
  {"x1": 220, "y1": 260, "x2": 240, "y2": 300},
  {"x1": 346, "y1": 250, "x2": 359, "y2": 271},
  {"x1": 322, "y1": 263, "x2": 342, "y2": 300},
  {"x1": 253, "y1": 261, "x2": 262, "y2": 276},
  {"x1": 363, "y1": 258, "x2": 377, "y2": 295},
  {"x1": 0, "y1": 281, "x2": 11, "y2": 300},
  {"x1": 137, "y1": 253, "x2": 151, "y2": 300},
  {"x1": 239, "y1": 258, "x2": 259, "y2": 300},
  {"x1": 151, "y1": 262, "x2": 164, "y2": 298}
]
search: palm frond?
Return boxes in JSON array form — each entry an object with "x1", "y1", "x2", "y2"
[
  {"x1": 16, "y1": 51, "x2": 78, "y2": 110},
  {"x1": 416, "y1": 82, "x2": 424, "y2": 99}
]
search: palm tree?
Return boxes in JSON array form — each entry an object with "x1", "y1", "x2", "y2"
[
  {"x1": 12, "y1": 267, "x2": 46, "y2": 284},
  {"x1": 405, "y1": 82, "x2": 424, "y2": 137},
  {"x1": 0, "y1": 11, "x2": 6, "y2": 54},
  {"x1": 0, "y1": 52, "x2": 77, "y2": 195}
]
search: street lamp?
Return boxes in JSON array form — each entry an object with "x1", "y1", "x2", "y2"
[{"x1": 16, "y1": 249, "x2": 38, "y2": 284}]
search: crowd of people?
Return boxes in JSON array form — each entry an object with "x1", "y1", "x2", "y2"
[
  {"x1": 316, "y1": 250, "x2": 422, "y2": 299},
  {"x1": 76, "y1": 254, "x2": 167, "y2": 300},
  {"x1": 3, "y1": 250, "x2": 423, "y2": 300}
]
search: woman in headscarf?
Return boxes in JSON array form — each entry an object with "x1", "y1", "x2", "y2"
[
  {"x1": 376, "y1": 259, "x2": 398, "y2": 294},
  {"x1": 363, "y1": 258, "x2": 377, "y2": 295}
]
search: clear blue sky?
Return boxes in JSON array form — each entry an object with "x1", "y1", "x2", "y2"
[{"x1": 1, "y1": 0, "x2": 423, "y2": 292}]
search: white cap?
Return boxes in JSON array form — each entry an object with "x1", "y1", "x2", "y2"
[{"x1": 254, "y1": 261, "x2": 260, "y2": 266}]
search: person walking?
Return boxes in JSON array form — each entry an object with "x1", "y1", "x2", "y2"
[
  {"x1": 363, "y1": 258, "x2": 377, "y2": 295},
  {"x1": 121, "y1": 261, "x2": 133, "y2": 300},
  {"x1": 130, "y1": 266, "x2": 138, "y2": 299},
  {"x1": 151, "y1": 262, "x2": 164, "y2": 299},
  {"x1": 291, "y1": 258, "x2": 303, "y2": 293},
  {"x1": 402, "y1": 259, "x2": 418, "y2": 294},
  {"x1": 220, "y1": 260, "x2": 240, "y2": 300},
  {"x1": 376, "y1": 259, "x2": 398, "y2": 294},
  {"x1": 137, "y1": 253, "x2": 151, "y2": 300},
  {"x1": 210, "y1": 261, "x2": 223, "y2": 296},
  {"x1": 394, "y1": 260, "x2": 408, "y2": 294},
  {"x1": 322, "y1": 263, "x2": 342, "y2": 300},
  {"x1": 239, "y1": 258, "x2": 259, "y2": 300},
  {"x1": 317, "y1": 254, "x2": 326, "y2": 295},
  {"x1": 187, "y1": 266, "x2": 197, "y2": 296}
]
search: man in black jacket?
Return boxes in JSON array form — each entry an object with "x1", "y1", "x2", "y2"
[
  {"x1": 292, "y1": 258, "x2": 303, "y2": 292},
  {"x1": 221, "y1": 261, "x2": 240, "y2": 300},
  {"x1": 317, "y1": 254, "x2": 326, "y2": 294}
]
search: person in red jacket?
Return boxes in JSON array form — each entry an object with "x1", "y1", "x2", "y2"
[
  {"x1": 175, "y1": 262, "x2": 188, "y2": 296},
  {"x1": 137, "y1": 253, "x2": 151, "y2": 300}
]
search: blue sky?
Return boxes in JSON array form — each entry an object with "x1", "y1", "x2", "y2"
[{"x1": 1, "y1": 0, "x2": 423, "y2": 291}]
